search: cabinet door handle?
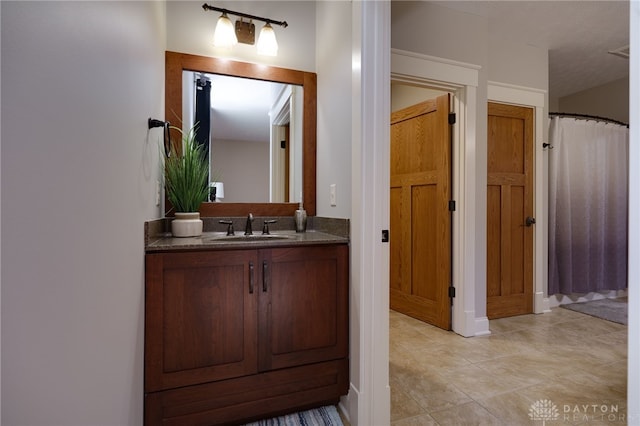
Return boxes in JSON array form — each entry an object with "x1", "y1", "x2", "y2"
[
  {"x1": 262, "y1": 260, "x2": 268, "y2": 292},
  {"x1": 249, "y1": 262, "x2": 255, "y2": 294}
]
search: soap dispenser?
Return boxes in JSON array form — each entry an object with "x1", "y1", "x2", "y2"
[{"x1": 294, "y1": 197, "x2": 307, "y2": 233}]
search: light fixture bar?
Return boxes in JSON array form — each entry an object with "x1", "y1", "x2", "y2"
[{"x1": 202, "y1": 3, "x2": 288, "y2": 28}]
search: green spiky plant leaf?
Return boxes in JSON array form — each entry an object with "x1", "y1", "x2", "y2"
[{"x1": 164, "y1": 125, "x2": 210, "y2": 213}]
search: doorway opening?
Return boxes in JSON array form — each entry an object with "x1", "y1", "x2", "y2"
[
  {"x1": 390, "y1": 84, "x2": 455, "y2": 330},
  {"x1": 391, "y1": 48, "x2": 482, "y2": 337}
]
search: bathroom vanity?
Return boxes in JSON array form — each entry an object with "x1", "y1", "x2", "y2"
[{"x1": 144, "y1": 218, "x2": 349, "y2": 425}]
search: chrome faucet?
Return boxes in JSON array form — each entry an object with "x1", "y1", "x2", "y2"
[{"x1": 244, "y1": 213, "x2": 254, "y2": 235}]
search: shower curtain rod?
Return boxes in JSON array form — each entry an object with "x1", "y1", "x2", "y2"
[{"x1": 549, "y1": 112, "x2": 628, "y2": 128}]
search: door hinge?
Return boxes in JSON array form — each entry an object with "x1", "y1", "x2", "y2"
[
  {"x1": 381, "y1": 229, "x2": 389, "y2": 243},
  {"x1": 448, "y1": 113, "x2": 456, "y2": 125},
  {"x1": 448, "y1": 200, "x2": 456, "y2": 211},
  {"x1": 449, "y1": 286, "x2": 456, "y2": 298}
]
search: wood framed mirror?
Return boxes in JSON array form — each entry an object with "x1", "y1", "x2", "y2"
[{"x1": 165, "y1": 51, "x2": 317, "y2": 217}]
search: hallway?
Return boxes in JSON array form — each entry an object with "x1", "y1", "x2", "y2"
[{"x1": 390, "y1": 307, "x2": 627, "y2": 425}]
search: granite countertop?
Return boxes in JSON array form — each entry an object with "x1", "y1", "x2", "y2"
[{"x1": 145, "y1": 216, "x2": 349, "y2": 253}]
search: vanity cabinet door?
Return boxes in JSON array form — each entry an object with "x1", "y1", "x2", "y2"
[
  {"x1": 145, "y1": 250, "x2": 258, "y2": 392},
  {"x1": 258, "y1": 245, "x2": 349, "y2": 371}
]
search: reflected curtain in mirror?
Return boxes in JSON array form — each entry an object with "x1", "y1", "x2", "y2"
[{"x1": 194, "y1": 77, "x2": 212, "y2": 170}]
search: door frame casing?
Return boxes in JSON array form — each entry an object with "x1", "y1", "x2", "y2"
[
  {"x1": 391, "y1": 49, "x2": 482, "y2": 337},
  {"x1": 488, "y1": 82, "x2": 549, "y2": 314}
]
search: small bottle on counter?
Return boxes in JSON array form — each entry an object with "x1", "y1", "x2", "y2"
[{"x1": 295, "y1": 197, "x2": 307, "y2": 233}]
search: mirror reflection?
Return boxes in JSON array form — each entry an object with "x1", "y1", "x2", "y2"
[
  {"x1": 165, "y1": 51, "x2": 317, "y2": 217},
  {"x1": 182, "y1": 72, "x2": 304, "y2": 204}
]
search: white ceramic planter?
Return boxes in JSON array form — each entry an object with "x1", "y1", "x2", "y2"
[{"x1": 171, "y1": 212, "x2": 203, "y2": 237}]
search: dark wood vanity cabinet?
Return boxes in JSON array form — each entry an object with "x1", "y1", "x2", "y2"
[{"x1": 144, "y1": 244, "x2": 349, "y2": 425}]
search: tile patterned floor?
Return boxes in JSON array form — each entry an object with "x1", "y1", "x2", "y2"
[{"x1": 390, "y1": 308, "x2": 628, "y2": 425}]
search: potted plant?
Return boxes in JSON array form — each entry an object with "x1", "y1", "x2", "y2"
[{"x1": 164, "y1": 125, "x2": 210, "y2": 237}]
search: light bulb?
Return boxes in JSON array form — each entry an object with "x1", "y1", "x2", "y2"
[
  {"x1": 213, "y1": 13, "x2": 237, "y2": 48},
  {"x1": 257, "y1": 23, "x2": 278, "y2": 56}
]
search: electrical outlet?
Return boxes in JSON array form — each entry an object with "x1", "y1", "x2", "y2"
[
  {"x1": 155, "y1": 180, "x2": 161, "y2": 206},
  {"x1": 330, "y1": 184, "x2": 337, "y2": 206}
]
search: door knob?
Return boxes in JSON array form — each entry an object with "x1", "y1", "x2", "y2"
[{"x1": 525, "y1": 216, "x2": 536, "y2": 227}]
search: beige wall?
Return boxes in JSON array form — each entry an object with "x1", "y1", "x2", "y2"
[
  {"x1": 558, "y1": 76, "x2": 629, "y2": 124},
  {"x1": 1, "y1": 2, "x2": 328, "y2": 423},
  {"x1": 215, "y1": 139, "x2": 270, "y2": 203},
  {"x1": 488, "y1": 34, "x2": 549, "y2": 91},
  {"x1": 2, "y1": 2, "x2": 166, "y2": 424}
]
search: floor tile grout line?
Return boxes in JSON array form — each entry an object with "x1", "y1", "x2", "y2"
[{"x1": 389, "y1": 308, "x2": 627, "y2": 425}]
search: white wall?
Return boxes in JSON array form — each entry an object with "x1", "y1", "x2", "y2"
[
  {"x1": 316, "y1": 1, "x2": 352, "y2": 218},
  {"x1": 627, "y1": 1, "x2": 639, "y2": 420},
  {"x1": 348, "y1": 2, "x2": 392, "y2": 424},
  {"x1": 559, "y1": 76, "x2": 629, "y2": 124},
  {"x1": 392, "y1": 2, "x2": 487, "y2": 65},
  {"x1": 0, "y1": 2, "x2": 3, "y2": 418},
  {"x1": 315, "y1": 0, "x2": 359, "y2": 421},
  {"x1": 1, "y1": 2, "x2": 166, "y2": 424},
  {"x1": 166, "y1": 1, "x2": 316, "y2": 73}
]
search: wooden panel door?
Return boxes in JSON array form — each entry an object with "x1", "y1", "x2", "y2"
[
  {"x1": 145, "y1": 250, "x2": 258, "y2": 392},
  {"x1": 258, "y1": 245, "x2": 349, "y2": 371},
  {"x1": 390, "y1": 94, "x2": 452, "y2": 330},
  {"x1": 487, "y1": 102, "x2": 534, "y2": 319}
]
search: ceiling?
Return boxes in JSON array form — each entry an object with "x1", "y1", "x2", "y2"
[{"x1": 432, "y1": 0, "x2": 630, "y2": 99}]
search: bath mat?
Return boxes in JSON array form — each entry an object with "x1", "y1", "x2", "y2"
[
  {"x1": 243, "y1": 405, "x2": 344, "y2": 426},
  {"x1": 561, "y1": 297, "x2": 628, "y2": 325}
]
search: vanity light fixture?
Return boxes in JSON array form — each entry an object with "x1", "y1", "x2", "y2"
[
  {"x1": 212, "y1": 12, "x2": 237, "y2": 48},
  {"x1": 256, "y1": 23, "x2": 278, "y2": 56},
  {"x1": 202, "y1": 3, "x2": 287, "y2": 56}
]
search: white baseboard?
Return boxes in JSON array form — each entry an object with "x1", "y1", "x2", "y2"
[
  {"x1": 535, "y1": 291, "x2": 551, "y2": 313},
  {"x1": 337, "y1": 396, "x2": 351, "y2": 425},
  {"x1": 454, "y1": 309, "x2": 480, "y2": 337},
  {"x1": 340, "y1": 384, "x2": 358, "y2": 425},
  {"x1": 548, "y1": 289, "x2": 628, "y2": 308},
  {"x1": 474, "y1": 316, "x2": 491, "y2": 336}
]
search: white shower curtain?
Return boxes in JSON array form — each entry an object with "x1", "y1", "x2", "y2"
[{"x1": 548, "y1": 116, "x2": 629, "y2": 295}]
